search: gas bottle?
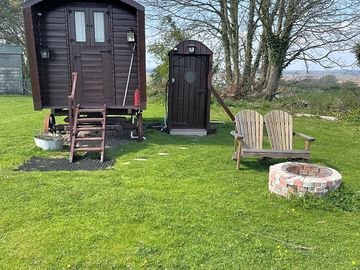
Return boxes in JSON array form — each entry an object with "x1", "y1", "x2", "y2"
[{"x1": 134, "y1": 89, "x2": 140, "y2": 107}]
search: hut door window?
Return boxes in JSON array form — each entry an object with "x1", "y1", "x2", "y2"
[
  {"x1": 74, "y1": 11, "x2": 86, "y2": 42},
  {"x1": 94, "y1": 12, "x2": 105, "y2": 43}
]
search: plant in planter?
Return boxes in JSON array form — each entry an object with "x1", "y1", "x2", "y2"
[{"x1": 34, "y1": 131, "x2": 64, "y2": 151}]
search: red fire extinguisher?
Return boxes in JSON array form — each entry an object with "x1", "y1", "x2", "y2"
[{"x1": 134, "y1": 89, "x2": 140, "y2": 107}]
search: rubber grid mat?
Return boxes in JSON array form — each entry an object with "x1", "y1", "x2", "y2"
[{"x1": 17, "y1": 157, "x2": 115, "y2": 172}]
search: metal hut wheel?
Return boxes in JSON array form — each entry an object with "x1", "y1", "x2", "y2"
[{"x1": 43, "y1": 113, "x2": 56, "y2": 133}]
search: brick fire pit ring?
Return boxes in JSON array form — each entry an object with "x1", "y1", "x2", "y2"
[{"x1": 269, "y1": 162, "x2": 342, "y2": 197}]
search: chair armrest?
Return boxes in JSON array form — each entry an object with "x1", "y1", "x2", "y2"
[
  {"x1": 294, "y1": 132, "x2": 315, "y2": 142},
  {"x1": 230, "y1": 131, "x2": 244, "y2": 139}
]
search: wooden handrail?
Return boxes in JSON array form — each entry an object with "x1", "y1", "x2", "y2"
[
  {"x1": 68, "y1": 72, "x2": 78, "y2": 100},
  {"x1": 68, "y1": 72, "x2": 78, "y2": 145}
]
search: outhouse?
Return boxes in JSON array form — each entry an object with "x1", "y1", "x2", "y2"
[{"x1": 167, "y1": 40, "x2": 213, "y2": 136}]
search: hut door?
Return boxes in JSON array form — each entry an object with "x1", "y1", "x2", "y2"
[
  {"x1": 170, "y1": 55, "x2": 209, "y2": 129},
  {"x1": 69, "y1": 7, "x2": 113, "y2": 106}
]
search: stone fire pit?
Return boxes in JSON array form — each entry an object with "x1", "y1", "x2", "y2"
[{"x1": 269, "y1": 162, "x2": 342, "y2": 198}]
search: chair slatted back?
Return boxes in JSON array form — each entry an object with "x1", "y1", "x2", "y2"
[
  {"x1": 235, "y1": 110, "x2": 263, "y2": 150},
  {"x1": 264, "y1": 110, "x2": 293, "y2": 150}
]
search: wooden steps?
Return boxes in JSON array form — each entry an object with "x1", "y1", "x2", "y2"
[
  {"x1": 69, "y1": 105, "x2": 107, "y2": 162},
  {"x1": 77, "y1": 118, "x2": 104, "y2": 123},
  {"x1": 75, "y1": 137, "x2": 103, "y2": 142},
  {"x1": 74, "y1": 147, "x2": 103, "y2": 152},
  {"x1": 76, "y1": 127, "x2": 104, "y2": 132}
]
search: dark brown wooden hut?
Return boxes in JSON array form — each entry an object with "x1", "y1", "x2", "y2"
[
  {"x1": 23, "y1": 0, "x2": 146, "y2": 161},
  {"x1": 167, "y1": 40, "x2": 212, "y2": 136}
]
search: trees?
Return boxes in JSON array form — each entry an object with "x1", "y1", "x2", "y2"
[
  {"x1": 148, "y1": 16, "x2": 190, "y2": 93},
  {"x1": 0, "y1": 0, "x2": 25, "y2": 48},
  {"x1": 142, "y1": 0, "x2": 245, "y2": 95},
  {"x1": 258, "y1": 0, "x2": 360, "y2": 99},
  {"x1": 355, "y1": 43, "x2": 360, "y2": 66},
  {"x1": 142, "y1": 0, "x2": 360, "y2": 99},
  {"x1": 0, "y1": 0, "x2": 28, "y2": 77}
]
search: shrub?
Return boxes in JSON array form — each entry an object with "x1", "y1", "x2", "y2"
[{"x1": 292, "y1": 185, "x2": 360, "y2": 212}]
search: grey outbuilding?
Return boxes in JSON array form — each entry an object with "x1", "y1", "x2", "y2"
[{"x1": 0, "y1": 45, "x2": 23, "y2": 94}]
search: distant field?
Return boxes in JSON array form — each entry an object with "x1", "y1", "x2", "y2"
[{"x1": 283, "y1": 70, "x2": 360, "y2": 85}]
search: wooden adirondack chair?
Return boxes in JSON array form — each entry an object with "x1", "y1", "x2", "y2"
[
  {"x1": 231, "y1": 110, "x2": 315, "y2": 170},
  {"x1": 231, "y1": 110, "x2": 264, "y2": 170},
  {"x1": 264, "y1": 110, "x2": 315, "y2": 160}
]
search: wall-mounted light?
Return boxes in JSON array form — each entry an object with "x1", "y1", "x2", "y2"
[
  {"x1": 40, "y1": 47, "x2": 50, "y2": 59},
  {"x1": 188, "y1": 43, "x2": 196, "y2": 54},
  {"x1": 127, "y1": 29, "x2": 135, "y2": 43}
]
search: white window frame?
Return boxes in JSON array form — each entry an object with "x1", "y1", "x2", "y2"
[
  {"x1": 74, "y1": 11, "x2": 86, "y2": 42},
  {"x1": 93, "y1": 12, "x2": 105, "y2": 43}
]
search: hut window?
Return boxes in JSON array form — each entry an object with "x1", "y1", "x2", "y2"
[
  {"x1": 94, "y1": 12, "x2": 105, "y2": 43},
  {"x1": 75, "y1": 11, "x2": 86, "y2": 42}
]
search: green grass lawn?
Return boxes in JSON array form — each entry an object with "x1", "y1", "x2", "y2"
[{"x1": 0, "y1": 95, "x2": 360, "y2": 269}]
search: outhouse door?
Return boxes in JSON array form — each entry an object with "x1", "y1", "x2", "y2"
[
  {"x1": 169, "y1": 55, "x2": 209, "y2": 129},
  {"x1": 68, "y1": 6, "x2": 114, "y2": 106}
]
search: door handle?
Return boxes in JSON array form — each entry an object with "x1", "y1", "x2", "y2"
[
  {"x1": 99, "y1": 50, "x2": 111, "y2": 53},
  {"x1": 196, "y1": 90, "x2": 207, "y2": 94}
]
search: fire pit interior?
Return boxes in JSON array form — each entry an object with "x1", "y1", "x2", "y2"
[
  {"x1": 286, "y1": 164, "x2": 333, "y2": 177},
  {"x1": 269, "y1": 162, "x2": 342, "y2": 197}
]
